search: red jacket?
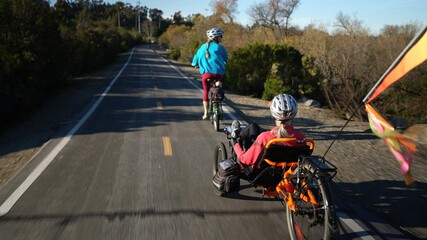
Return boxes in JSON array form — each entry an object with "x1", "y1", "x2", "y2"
[{"x1": 234, "y1": 125, "x2": 306, "y2": 167}]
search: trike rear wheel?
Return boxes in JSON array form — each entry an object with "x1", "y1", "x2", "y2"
[{"x1": 286, "y1": 171, "x2": 339, "y2": 240}]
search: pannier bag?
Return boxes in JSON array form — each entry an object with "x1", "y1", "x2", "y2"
[
  {"x1": 212, "y1": 158, "x2": 240, "y2": 194},
  {"x1": 209, "y1": 87, "x2": 225, "y2": 103}
]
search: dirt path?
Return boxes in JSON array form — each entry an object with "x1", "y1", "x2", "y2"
[{"x1": 0, "y1": 46, "x2": 425, "y2": 238}]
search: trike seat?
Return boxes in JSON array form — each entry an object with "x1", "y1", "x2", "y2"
[{"x1": 247, "y1": 138, "x2": 314, "y2": 188}]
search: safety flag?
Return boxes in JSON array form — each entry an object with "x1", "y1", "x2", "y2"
[{"x1": 362, "y1": 25, "x2": 427, "y2": 186}]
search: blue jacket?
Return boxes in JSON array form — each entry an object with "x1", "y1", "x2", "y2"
[{"x1": 192, "y1": 42, "x2": 228, "y2": 75}]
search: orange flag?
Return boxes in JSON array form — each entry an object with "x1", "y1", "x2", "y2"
[{"x1": 362, "y1": 25, "x2": 427, "y2": 186}]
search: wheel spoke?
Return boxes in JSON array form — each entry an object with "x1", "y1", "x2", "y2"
[{"x1": 287, "y1": 169, "x2": 338, "y2": 239}]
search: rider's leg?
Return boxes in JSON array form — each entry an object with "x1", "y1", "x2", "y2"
[
  {"x1": 240, "y1": 123, "x2": 262, "y2": 151},
  {"x1": 231, "y1": 120, "x2": 241, "y2": 138},
  {"x1": 202, "y1": 101, "x2": 209, "y2": 119},
  {"x1": 201, "y1": 73, "x2": 211, "y2": 119}
]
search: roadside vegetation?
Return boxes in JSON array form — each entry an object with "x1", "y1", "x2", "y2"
[
  {"x1": 159, "y1": 0, "x2": 426, "y2": 125},
  {"x1": 1, "y1": 0, "x2": 425, "y2": 129},
  {"x1": 0, "y1": 0, "x2": 144, "y2": 126}
]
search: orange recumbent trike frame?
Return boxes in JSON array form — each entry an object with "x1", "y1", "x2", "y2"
[{"x1": 246, "y1": 137, "x2": 333, "y2": 211}]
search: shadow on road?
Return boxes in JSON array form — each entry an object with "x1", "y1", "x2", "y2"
[
  {"x1": 334, "y1": 180, "x2": 427, "y2": 239},
  {"x1": 0, "y1": 48, "x2": 200, "y2": 159}
]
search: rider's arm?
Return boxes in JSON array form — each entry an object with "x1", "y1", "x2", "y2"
[
  {"x1": 191, "y1": 52, "x2": 199, "y2": 67},
  {"x1": 192, "y1": 43, "x2": 206, "y2": 67}
]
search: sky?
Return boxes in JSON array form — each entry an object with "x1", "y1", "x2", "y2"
[{"x1": 106, "y1": 0, "x2": 427, "y2": 34}]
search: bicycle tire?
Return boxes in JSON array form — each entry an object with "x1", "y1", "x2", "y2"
[
  {"x1": 286, "y1": 170, "x2": 339, "y2": 240},
  {"x1": 212, "y1": 142, "x2": 228, "y2": 196},
  {"x1": 213, "y1": 114, "x2": 220, "y2": 131}
]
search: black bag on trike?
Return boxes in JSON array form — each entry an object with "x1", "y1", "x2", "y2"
[{"x1": 212, "y1": 158, "x2": 240, "y2": 195}]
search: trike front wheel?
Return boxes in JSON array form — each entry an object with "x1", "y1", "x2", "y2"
[{"x1": 213, "y1": 142, "x2": 228, "y2": 176}]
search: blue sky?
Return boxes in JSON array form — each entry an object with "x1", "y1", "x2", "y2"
[{"x1": 106, "y1": 0, "x2": 426, "y2": 34}]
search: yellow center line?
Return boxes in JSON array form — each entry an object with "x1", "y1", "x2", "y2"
[
  {"x1": 157, "y1": 101, "x2": 163, "y2": 110},
  {"x1": 162, "y1": 136, "x2": 173, "y2": 156}
]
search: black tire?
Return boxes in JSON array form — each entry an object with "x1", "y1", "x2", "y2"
[
  {"x1": 213, "y1": 142, "x2": 228, "y2": 176},
  {"x1": 212, "y1": 142, "x2": 228, "y2": 196},
  {"x1": 286, "y1": 170, "x2": 339, "y2": 240},
  {"x1": 213, "y1": 113, "x2": 220, "y2": 131}
]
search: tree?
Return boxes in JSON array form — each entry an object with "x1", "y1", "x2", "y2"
[
  {"x1": 248, "y1": 0, "x2": 300, "y2": 42},
  {"x1": 149, "y1": 8, "x2": 163, "y2": 36},
  {"x1": 293, "y1": 16, "x2": 423, "y2": 120},
  {"x1": 173, "y1": 11, "x2": 183, "y2": 24},
  {"x1": 158, "y1": 25, "x2": 191, "y2": 51},
  {"x1": 210, "y1": 0, "x2": 238, "y2": 23},
  {"x1": 373, "y1": 24, "x2": 425, "y2": 124},
  {"x1": 335, "y1": 12, "x2": 369, "y2": 37},
  {"x1": 0, "y1": 0, "x2": 65, "y2": 109}
]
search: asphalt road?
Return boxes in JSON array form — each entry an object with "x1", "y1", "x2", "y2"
[
  {"x1": 0, "y1": 45, "x2": 421, "y2": 240},
  {"x1": 0, "y1": 46, "x2": 296, "y2": 240}
]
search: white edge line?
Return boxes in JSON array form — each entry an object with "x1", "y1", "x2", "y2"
[
  {"x1": 337, "y1": 210, "x2": 376, "y2": 239},
  {"x1": 0, "y1": 48, "x2": 136, "y2": 216}
]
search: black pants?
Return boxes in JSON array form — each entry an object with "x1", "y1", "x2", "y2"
[{"x1": 239, "y1": 123, "x2": 262, "y2": 151}]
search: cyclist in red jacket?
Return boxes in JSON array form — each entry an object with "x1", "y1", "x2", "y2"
[{"x1": 232, "y1": 94, "x2": 306, "y2": 167}]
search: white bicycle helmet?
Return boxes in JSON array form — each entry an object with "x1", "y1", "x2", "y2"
[
  {"x1": 270, "y1": 94, "x2": 298, "y2": 121},
  {"x1": 206, "y1": 27, "x2": 224, "y2": 40}
]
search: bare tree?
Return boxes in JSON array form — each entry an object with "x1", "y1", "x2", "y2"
[
  {"x1": 295, "y1": 15, "x2": 375, "y2": 119},
  {"x1": 335, "y1": 12, "x2": 369, "y2": 37},
  {"x1": 210, "y1": 0, "x2": 238, "y2": 23},
  {"x1": 248, "y1": 0, "x2": 300, "y2": 42}
]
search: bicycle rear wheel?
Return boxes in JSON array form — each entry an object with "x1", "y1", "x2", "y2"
[
  {"x1": 213, "y1": 114, "x2": 220, "y2": 131},
  {"x1": 286, "y1": 170, "x2": 339, "y2": 240}
]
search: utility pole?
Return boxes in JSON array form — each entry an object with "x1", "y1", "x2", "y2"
[
  {"x1": 137, "y1": 0, "x2": 141, "y2": 33},
  {"x1": 118, "y1": 11, "x2": 120, "y2": 28},
  {"x1": 117, "y1": 6, "x2": 121, "y2": 28}
]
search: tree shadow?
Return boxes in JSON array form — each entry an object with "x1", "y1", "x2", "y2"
[
  {"x1": 0, "y1": 207, "x2": 286, "y2": 224},
  {"x1": 294, "y1": 118, "x2": 377, "y2": 141},
  {"x1": 333, "y1": 180, "x2": 427, "y2": 239},
  {"x1": 221, "y1": 97, "x2": 268, "y2": 125},
  {"x1": 0, "y1": 48, "x2": 202, "y2": 158}
]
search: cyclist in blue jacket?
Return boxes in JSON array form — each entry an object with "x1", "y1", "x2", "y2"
[{"x1": 192, "y1": 27, "x2": 228, "y2": 120}]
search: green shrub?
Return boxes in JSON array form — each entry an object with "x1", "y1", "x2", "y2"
[
  {"x1": 226, "y1": 43, "x2": 315, "y2": 99},
  {"x1": 226, "y1": 43, "x2": 273, "y2": 98},
  {"x1": 168, "y1": 50, "x2": 181, "y2": 60},
  {"x1": 262, "y1": 77, "x2": 290, "y2": 100}
]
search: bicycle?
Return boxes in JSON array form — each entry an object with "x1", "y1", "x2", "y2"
[
  {"x1": 188, "y1": 60, "x2": 224, "y2": 130},
  {"x1": 207, "y1": 78, "x2": 224, "y2": 131},
  {"x1": 213, "y1": 124, "x2": 340, "y2": 239}
]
